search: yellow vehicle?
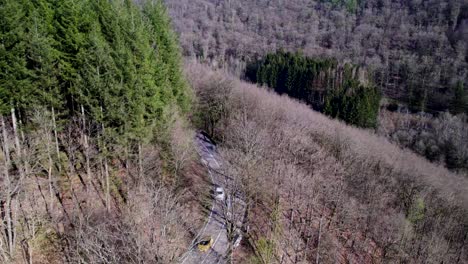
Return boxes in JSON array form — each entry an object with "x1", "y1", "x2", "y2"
[{"x1": 197, "y1": 236, "x2": 213, "y2": 252}]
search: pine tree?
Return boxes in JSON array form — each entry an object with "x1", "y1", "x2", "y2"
[
  {"x1": 249, "y1": 51, "x2": 381, "y2": 128},
  {"x1": 1, "y1": 0, "x2": 191, "y2": 148},
  {"x1": 142, "y1": 0, "x2": 190, "y2": 113},
  {"x1": 27, "y1": 0, "x2": 63, "y2": 111},
  {"x1": 450, "y1": 81, "x2": 467, "y2": 115},
  {"x1": 0, "y1": 0, "x2": 33, "y2": 114}
]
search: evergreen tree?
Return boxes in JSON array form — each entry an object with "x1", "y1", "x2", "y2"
[
  {"x1": 27, "y1": 0, "x2": 63, "y2": 111},
  {"x1": 142, "y1": 0, "x2": 190, "y2": 113},
  {"x1": 1, "y1": 0, "x2": 191, "y2": 148},
  {"x1": 450, "y1": 81, "x2": 467, "y2": 115},
  {"x1": 249, "y1": 51, "x2": 381, "y2": 128},
  {"x1": 0, "y1": 0, "x2": 33, "y2": 114}
]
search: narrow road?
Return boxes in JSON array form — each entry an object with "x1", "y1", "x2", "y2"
[{"x1": 180, "y1": 133, "x2": 230, "y2": 264}]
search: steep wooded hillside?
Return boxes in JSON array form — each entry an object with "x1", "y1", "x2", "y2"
[
  {"x1": 166, "y1": 0, "x2": 468, "y2": 113},
  {"x1": 188, "y1": 61, "x2": 468, "y2": 263},
  {"x1": 0, "y1": 0, "x2": 196, "y2": 262}
]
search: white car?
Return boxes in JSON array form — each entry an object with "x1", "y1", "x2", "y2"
[
  {"x1": 214, "y1": 186, "x2": 225, "y2": 201},
  {"x1": 233, "y1": 233, "x2": 242, "y2": 248}
]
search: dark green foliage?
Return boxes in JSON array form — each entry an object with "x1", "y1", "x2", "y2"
[
  {"x1": 0, "y1": 0, "x2": 34, "y2": 113},
  {"x1": 251, "y1": 51, "x2": 336, "y2": 107},
  {"x1": 142, "y1": 0, "x2": 191, "y2": 113},
  {"x1": 0, "y1": 0, "x2": 190, "y2": 143},
  {"x1": 324, "y1": 81, "x2": 381, "y2": 128},
  {"x1": 248, "y1": 51, "x2": 381, "y2": 128},
  {"x1": 450, "y1": 81, "x2": 467, "y2": 115},
  {"x1": 320, "y1": 0, "x2": 359, "y2": 12}
]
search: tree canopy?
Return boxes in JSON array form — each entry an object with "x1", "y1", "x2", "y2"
[
  {"x1": 247, "y1": 51, "x2": 381, "y2": 128},
  {"x1": 0, "y1": 0, "x2": 190, "y2": 143}
]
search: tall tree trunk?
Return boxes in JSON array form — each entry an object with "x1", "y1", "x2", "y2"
[
  {"x1": 1, "y1": 116, "x2": 14, "y2": 258},
  {"x1": 18, "y1": 116, "x2": 30, "y2": 177},
  {"x1": 138, "y1": 142, "x2": 143, "y2": 183},
  {"x1": 100, "y1": 109, "x2": 111, "y2": 212},
  {"x1": 46, "y1": 128, "x2": 54, "y2": 211},
  {"x1": 104, "y1": 155, "x2": 110, "y2": 212},
  {"x1": 81, "y1": 105, "x2": 91, "y2": 192},
  {"x1": 12, "y1": 199, "x2": 18, "y2": 257},
  {"x1": 315, "y1": 215, "x2": 323, "y2": 264},
  {"x1": 11, "y1": 109, "x2": 24, "y2": 182},
  {"x1": 52, "y1": 107, "x2": 60, "y2": 170},
  {"x1": 9, "y1": 109, "x2": 24, "y2": 258}
]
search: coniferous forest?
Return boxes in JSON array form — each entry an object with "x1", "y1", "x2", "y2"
[
  {"x1": 247, "y1": 51, "x2": 381, "y2": 128},
  {"x1": 1, "y1": 0, "x2": 190, "y2": 140},
  {"x1": 0, "y1": 0, "x2": 195, "y2": 262}
]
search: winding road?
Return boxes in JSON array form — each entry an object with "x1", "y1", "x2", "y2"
[{"x1": 179, "y1": 133, "x2": 231, "y2": 264}]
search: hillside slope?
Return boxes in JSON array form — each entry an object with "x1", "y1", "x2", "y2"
[
  {"x1": 187, "y1": 61, "x2": 468, "y2": 263},
  {"x1": 0, "y1": 0, "x2": 197, "y2": 262},
  {"x1": 167, "y1": 0, "x2": 468, "y2": 113}
]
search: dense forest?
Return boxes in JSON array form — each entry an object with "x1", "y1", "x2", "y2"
[
  {"x1": 1, "y1": 0, "x2": 190, "y2": 138},
  {"x1": 188, "y1": 62, "x2": 468, "y2": 263},
  {"x1": 246, "y1": 51, "x2": 381, "y2": 128},
  {"x1": 165, "y1": 0, "x2": 468, "y2": 114},
  {"x1": 1, "y1": 0, "x2": 468, "y2": 263},
  {"x1": 378, "y1": 110, "x2": 468, "y2": 171},
  {"x1": 0, "y1": 0, "x2": 196, "y2": 262}
]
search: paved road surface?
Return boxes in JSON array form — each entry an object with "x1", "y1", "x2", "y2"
[{"x1": 180, "y1": 133, "x2": 230, "y2": 264}]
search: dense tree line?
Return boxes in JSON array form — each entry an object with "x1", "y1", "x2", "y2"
[
  {"x1": 451, "y1": 81, "x2": 468, "y2": 115},
  {"x1": 320, "y1": 0, "x2": 358, "y2": 13},
  {"x1": 324, "y1": 81, "x2": 380, "y2": 128},
  {"x1": 1, "y1": 0, "x2": 190, "y2": 144},
  {"x1": 0, "y1": 0, "x2": 195, "y2": 262},
  {"x1": 165, "y1": 0, "x2": 468, "y2": 114},
  {"x1": 246, "y1": 51, "x2": 337, "y2": 104},
  {"x1": 247, "y1": 51, "x2": 381, "y2": 128}
]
